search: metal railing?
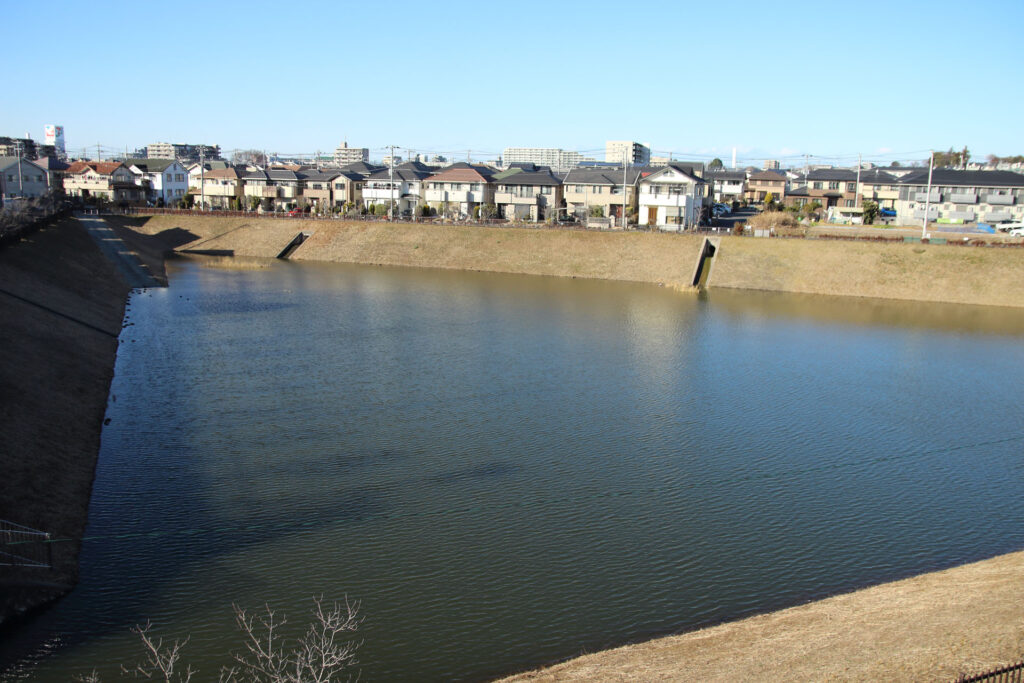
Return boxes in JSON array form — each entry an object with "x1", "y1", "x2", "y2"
[
  {"x1": 0, "y1": 519, "x2": 52, "y2": 569},
  {"x1": 955, "y1": 660, "x2": 1024, "y2": 682}
]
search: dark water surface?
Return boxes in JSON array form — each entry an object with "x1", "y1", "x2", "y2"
[{"x1": 4, "y1": 258, "x2": 1024, "y2": 681}]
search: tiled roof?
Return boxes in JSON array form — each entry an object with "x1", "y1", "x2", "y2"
[
  {"x1": 496, "y1": 169, "x2": 561, "y2": 186},
  {"x1": 426, "y1": 163, "x2": 497, "y2": 183},
  {"x1": 562, "y1": 167, "x2": 644, "y2": 185},
  {"x1": 806, "y1": 169, "x2": 858, "y2": 181},
  {"x1": 748, "y1": 171, "x2": 786, "y2": 181},
  {"x1": 897, "y1": 169, "x2": 1024, "y2": 188},
  {"x1": 126, "y1": 158, "x2": 178, "y2": 173},
  {"x1": 66, "y1": 161, "x2": 124, "y2": 175}
]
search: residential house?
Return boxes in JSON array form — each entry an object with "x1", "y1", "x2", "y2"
[
  {"x1": 241, "y1": 168, "x2": 304, "y2": 211},
  {"x1": 193, "y1": 166, "x2": 245, "y2": 209},
  {"x1": 0, "y1": 157, "x2": 50, "y2": 203},
  {"x1": 744, "y1": 170, "x2": 786, "y2": 204},
  {"x1": 857, "y1": 169, "x2": 900, "y2": 210},
  {"x1": 638, "y1": 164, "x2": 705, "y2": 230},
  {"x1": 34, "y1": 156, "x2": 69, "y2": 194},
  {"x1": 187, "y1": 160, "x2": 231, "y2": 191},
  {"x1": 300, "y1": 169, "x2": 364, "y2": 211},
  {"x1": 561, "y1": 167, "x2": 642, "y2": 226},
  {"x1": 63, "y1": 161, "x2": 144, "y2": 202},
  {"x1": 424, "y1": 163, "x2": 496, "y2": 218},
  {"x1": 895, "y1": 170, "x2": 1024, "y2": 225},
  {"x1": 493, "y1": 164, "x2": 562, "y2": 221},
  {"x1": 802, "y1": 169, "x2": 859, "y2": 209},
  {"x1": 126, "y1": 158, "x2": 189, "y2": 206},
  {"x1": 705, "y1": 170, "x2": 745, "y2": 203},
  {"x1": 363, "y1": 162, "x2": 432, "y2": 216}
]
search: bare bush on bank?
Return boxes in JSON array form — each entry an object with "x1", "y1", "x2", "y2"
[{"x1": 75, "y1": 596, "x2": 362, "y2": 683}]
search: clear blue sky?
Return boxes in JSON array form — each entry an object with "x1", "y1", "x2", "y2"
[{"x1": 4, "y1": 0, "x2": 1022, "y2": 166}]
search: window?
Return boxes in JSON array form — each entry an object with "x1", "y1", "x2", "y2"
[
  {"x1": 828, "y1": 181, "x2": 840, "y2": 190},
  {"x1": 541, "y1": 186, "x2": 551, "y2": 194},
  {"x1": 846, "y1": 183, "x2": 856, "y2": 192},
  {"x1": 845, "y1": 199, "x2": 855, "y2": 207},
  {"x1": 335, "y1": 182, "x2": 345, "y2": 190},
  {"x1": 812, "y1": 181, "x2": 822, "y2": 190}
]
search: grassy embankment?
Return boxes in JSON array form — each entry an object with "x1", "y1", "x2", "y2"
[
  {"x1": 0, "y1": 218, "x2": 131, "y2": 623},
  {"x1": 499, "y1": 549, "x2": 1024, "y2": 682},
  {"x1": 109, "y1": 214, "x2": 1024, "y2": 308},
  {"x1": 105, "y1": 215, "x2": 707, "y2": 288}
]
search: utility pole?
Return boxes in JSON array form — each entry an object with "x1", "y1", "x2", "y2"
[
  {"x1": 97, "y1": 143, "x2": 101, "y2": 161},
  {"x1": 804, "y1": 154, "x2": 809, "y2": 184},
  {"x1": 200, "y1": 147, "x2": 206, "y2": 212},
  {"x1": 855, "y1": 153, "x2": 862, "y2": 208},
  {"x1": 922, "y1": 150, "x2": 934, "y2": 239},
  {"x1": 622, "y1": 144, "x2": 629, "y2": 229},
  {"x1": 14, "y1": 140, "x2": 23, "y2": 197},
  {"x1": 387, "y1": 144, "x2": 397, "y2": 221}
]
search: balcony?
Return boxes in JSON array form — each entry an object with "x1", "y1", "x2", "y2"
[
  {"x1": 985, "y1": 194, "x2": 1014, "y2": 205},
  {"x1": 914, "y1": 191, "x2": 941, "y2": 202},
  {"x1": 244, "y1": 185, "x2": 279, "y2": 198},
  {"x1": 202, "y1": 184, "x2": 240, "y2": 197},
  {"x1": 947, "y1": 210, "x2": 975, "y2": 221},
  {"x1": 950, "y1": 192, "x2": 977, "y2": 204},
  {"x1": 913, "y1": 207, "x2": 939, "y2": 219},
  {"x1": 986, "y1": 211, "x2": 1013, "y2": 222},
  {"x1": 495, "y1": 192, "x2": 538, "y2": 205}
]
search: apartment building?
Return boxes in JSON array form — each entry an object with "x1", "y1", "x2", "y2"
[
  {"x1": 502, "y1": 148, "x2": 584, "y2": 173},
  {"x1": 606, "y1": 140, "x2": 651, "y2": 166},
  {"x1": 895, "y1": 170, "x2": 1024, "y2": 225},
  {"x1": 333, "y1": 142, "x2": 369, "y2": 165},
  {"x1": 147, "y1": 142, "x2": 221, "y2": 162}
]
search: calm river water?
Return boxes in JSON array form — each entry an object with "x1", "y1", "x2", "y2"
[{"x1": 4, "y1": 257, "x2": 1024, "y2": 681}]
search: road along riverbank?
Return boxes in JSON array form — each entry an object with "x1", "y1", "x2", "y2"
[
  {"x1": 108, "y1": 214, "x2": 1024, "y2": 308},
  {"x1": 497, "y1": 549, "x2": 1024, "y2": 682},
  {"x1": 0, "y1": 218, "x2": 135, "y2": 625}
]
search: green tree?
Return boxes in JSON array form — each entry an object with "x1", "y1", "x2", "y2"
[
  {"x1": 709, "y1": 158, "x2": 724, "y2": 170},
  {"x1": 862, "y1": 200, "x2": 879, "y2": 225},
  {"x1": 588, "y1": 205, "x2": 604, "y2": 217},
  {"x1": 933, "y1": 147, "x2": 970, "y2": 169}
]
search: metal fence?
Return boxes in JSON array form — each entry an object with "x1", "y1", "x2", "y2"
[
  {"x1": 0, "y1": 519, "x2": 52, "y2": 569},
  {"x1": 956, "y1": 660, "x2": 1024, "y2": 683}
]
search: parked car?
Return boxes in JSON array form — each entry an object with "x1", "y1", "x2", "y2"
[
  {"x1": 287, "y1": 207, "x2": 303, "y2": 216},
  {"x1": 879, "y1": 208, "x2": 897, "y2": 217},
  {"x1": 996, "y1": 221, "x2": 1024, "y2": 233},
  {"x1": 1008, "y1": 226, "x2": 1024, "y2": 237}
]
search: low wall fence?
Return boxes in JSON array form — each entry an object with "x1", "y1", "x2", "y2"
[
  {"x1": 955, "y1": 660, "x2": 1024, "y2": 682},
  {"x1": 0, "y1": 519, "x2": 52, "y2": 569}
]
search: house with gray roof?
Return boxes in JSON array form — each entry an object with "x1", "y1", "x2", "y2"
[
  {"x1": 705, "y1": 170, "x2": 745, "y2": 203},
  {"x1": 561, "y1": 166, "x2": 643, "y2": 226},
  {"x1": 0, "y1": 157, "x2": 50, "y2": 205},
  {"x1": 364, "y1": 162, "x2": 432, "y2": 216},
  {"x1": 638, "y1": 164, "x2": 705, "y2": 230},
  {"x1": 895, "y1": 169, "x2": 1024, "y2": 225},
  {"x1": 493, "y1": 164, "x2": 562, "y2": 221},
  {"x1": 126, "y1": 158, "x2": 188, "y2": 205}
]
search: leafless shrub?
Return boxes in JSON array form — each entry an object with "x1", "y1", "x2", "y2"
[
  {"x1": 223, "y1": 596, "x2": 362, "y2": 683},
  {"x1": 83, "y1": 597, "x2": 362, "y2": 683},
  {"x1": 121, "y1": 621, "x2": 195, "y2": 682}
]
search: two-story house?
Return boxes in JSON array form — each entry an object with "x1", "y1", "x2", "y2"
[
  {"x1": 895, "y1": 169, "x2": 1024, "y2": 225},
  {"x1": 705, "y1": 170, "x2": 745, "y2": 203},
  {"x1": 0, "y1": 157, "x2": 50, "y2": 204},
  {"x1": 493, "y1": 164, "x2": 562, "y2": 221},
  {"x1": 194, "y1": 166, "x2": 245, "y2": 209},
  {"x1": 744, "y1": 170, "x2": 786, "y2": 204},
  {"x1": 561, "y1": 167, "x2": 642, "y2": 227},
  {"x1": 126, "y1": 158, "x2": 189, "y2": 206},
  {"x1": 424, "y1": 163, "x2": 497, "y2": 218},
  {"x1": 242, "y1": 168, "x2": 304, "y2": 211},
  {"x1": 363, "y1": 162, "x2": 432, "y2": 216},
  {"x1": 63, "y1": 161, "x2": 144, "y2": 203},
  {"x1": 638, "y1": 164, "x2": 705, "y2": 230}
]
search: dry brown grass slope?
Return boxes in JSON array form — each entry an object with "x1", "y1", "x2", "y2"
[
  {"x1": 498, "y1": 550, "x2": 1024, "y2": 682},
  {"x1": 709, "y1": 236, "x2": 1024, "y2": 308}
]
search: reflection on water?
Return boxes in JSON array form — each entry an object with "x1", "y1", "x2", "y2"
[
  {"x1": 706, "y1": 287, "x2": 1024, "y2": 336},
  {"x1": 3, "y1": 258, "x2": 1024, "y2": 682}
]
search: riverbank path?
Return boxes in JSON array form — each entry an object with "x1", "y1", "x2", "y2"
[{"x1": 76, "y1": 214, "x2": 162, "y2": 289}]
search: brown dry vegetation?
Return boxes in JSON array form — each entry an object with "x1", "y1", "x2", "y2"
[
  {"x1": 105, "y1": 215, "x2": 707, "y2": 287},
  {"x1": 709, "y1": 235, "x2": 1024, "y2": 308},
  {"x1": 499, "y1": 550, "x2": 1024, "y2": 682},
  {"x1": 0, "y1": 218, "x2": 130, "y2": 621}
]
